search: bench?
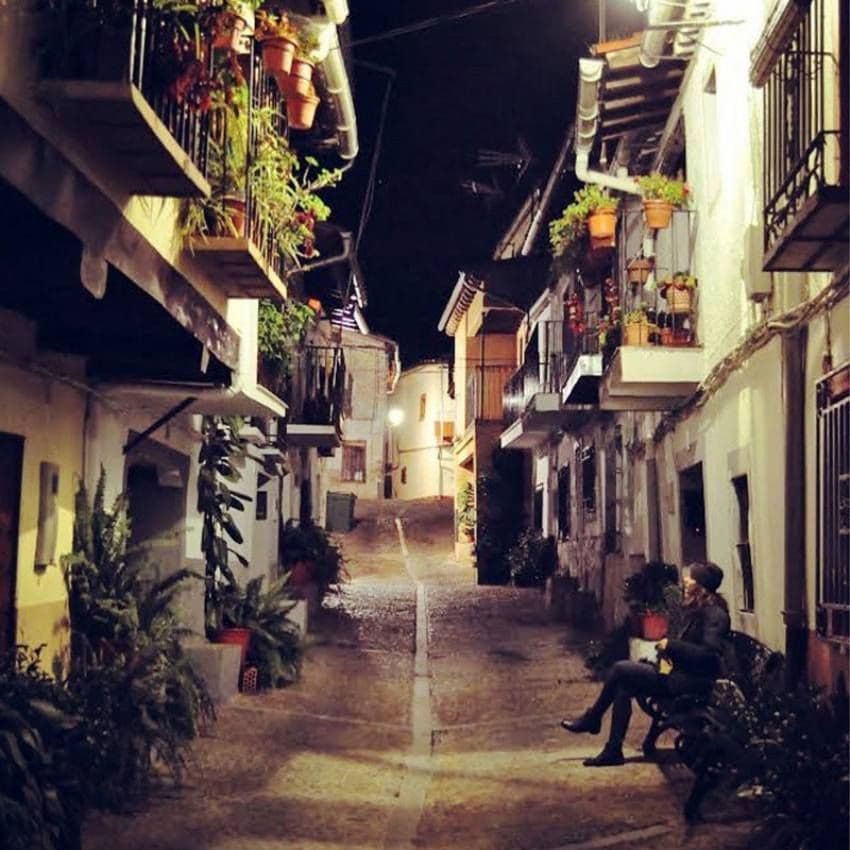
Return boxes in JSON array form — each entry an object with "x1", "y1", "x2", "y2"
[{"x1": 635, "y1": 630, "x2": 785, "y2": 821}]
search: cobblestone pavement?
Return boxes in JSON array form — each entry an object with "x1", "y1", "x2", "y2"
[{"x1": 83, "y1": 498, "x2": 751, "y2": 850}]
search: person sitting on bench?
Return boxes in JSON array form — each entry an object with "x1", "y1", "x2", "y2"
[{"x1": 561, "y1": 561, "x2": 730, "y2": 766}]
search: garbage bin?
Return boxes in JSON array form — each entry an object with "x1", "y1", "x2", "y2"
[{"x1": 326, "y1": 491, "x2": 356, "y2": 532}]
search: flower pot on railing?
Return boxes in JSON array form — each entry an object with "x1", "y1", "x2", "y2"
[
  {"x1": 624, "y1": 320, "x2": 650, "y2": 346},
  {"x1": 261, "y1": 36, "x2": 298, "y2": 75},
  {"x1": 660, "y1": 274, "x2": 697, "y2": 315},
  {"x1": 285, "y1": 57, "x2": 316, "y2": 97},
  {"x1": 587, "y1": 209, "x2": 617, "y2": 242},
  {"x1": 219, "y1": 194, "x2": 247, "y2": 237},
  {"x1": 213, "y1": 2, "x2": 254, "y2": 54},
  {"x1": 642, "y1": 199, "x2": 673, "y2": 229},
  {"x1": 627, "y1": 257, "x2": 652, "y2": 285},
  {"x1": 287, "y1": 86, "x2": 320, "y2": 130}
]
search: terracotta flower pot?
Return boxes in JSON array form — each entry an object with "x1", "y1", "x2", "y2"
[
  {"x1": 213, "y1": 4, "x2": 254, "y2": 54},
  {"x1": 216, "y1": 627, "x2": 251, "y2": 666},
  {"x1": 587, "y1": 209, "x2": 617, "y2": 241},
  {"x1": 636, "y1": 613, "x2": 668, "y2": 641},
  {"x1": 627, "y1": 258, "x2": 652, "y2": 285},
  {"x1": 643, "y1": 199, "x2": 673, "y2": 229},
  {"x1": 624, "y1": 322, "x2": 650, "y2": 346},
  {"x1": 665, "y1": 286, "x2": 693, "y2": 314},
  {"x1": 288, "y1": 58, "x2": 315, "y2": 96},
  {"x1": 660, "y1": 327, "x2": 674, "y2": 346},
  {"x1": 287, "y1": 90, "x2": 320, "y2": 130},
  {"x1": 261, "y1": 36, "x2": 297, "y2": 75},
  {"x1": 221, "y1": 195, "x2": 246, "y2": 237}
]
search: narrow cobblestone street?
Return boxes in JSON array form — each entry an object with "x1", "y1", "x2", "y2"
[{"x1": 83, "y1": 499, "x2": 751, "y2": 850}]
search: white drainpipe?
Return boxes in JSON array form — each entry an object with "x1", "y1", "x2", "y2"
[
  {"x1": 575, "y1": 58, "x2": 640, "y2": 195},
  {"x1": 640, "y1": 0, "x2": 679, "y2": 68},
  {"x1": 321, "y1": 25, "x2": 359, "y2": 161}
]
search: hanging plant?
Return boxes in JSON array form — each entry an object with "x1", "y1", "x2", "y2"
[
  {"x1": 255, "y1": 10, "x2": 299, "y2": 76},
  {"x1": 257, "y1": 298, "x2": 316, "y2": 390},
  {"x1": 636, "y1": 173, "x2": 690, "y2": 229},
  {"x1": 659, "y1": 272, "x2": 697, "y2": 314}
]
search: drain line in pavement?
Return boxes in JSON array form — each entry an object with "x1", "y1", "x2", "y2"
[
  {"x1": 383, "y1": 518, "x2": 432, "y2": 850},
  {"x1": 541, "y1": 823, "x2": 671, "y2": 850}
]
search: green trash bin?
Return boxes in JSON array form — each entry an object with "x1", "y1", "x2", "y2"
[{"x1": 326, "y1": 491, "x2": 356, "y2": 532}]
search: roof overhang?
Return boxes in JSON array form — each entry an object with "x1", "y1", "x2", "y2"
[{"x1": 438, "y1": 271, "x2": 480, "y2": 336}]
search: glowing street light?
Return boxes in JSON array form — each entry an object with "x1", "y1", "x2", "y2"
[{"x1": 388, "y1": 407, "x2": 405, "y2": 427}]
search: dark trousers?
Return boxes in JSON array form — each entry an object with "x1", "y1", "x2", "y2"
[{"x1": 589, "y1": 660, "x2": 669, "y2": 749}]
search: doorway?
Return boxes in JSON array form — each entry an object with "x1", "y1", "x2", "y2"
[
  {"x1": 679, "y1": 462, "x2": 707, "y2": 564},
  {"x1": 0, "y1": 433, "x2": 24, "y2": 653}
]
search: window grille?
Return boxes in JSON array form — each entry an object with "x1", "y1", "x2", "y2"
[
  {"x1": 732, "y1": 475, "x2": 755, "y2": 611},
  {"x1": 816, "y1": 363, "x2": 850, "y2": 640},
  {"x1": 342, "y1": 443, "x2": 366, "y2": 483},
  {"x1": 557, "y1": 465, "x2": 571, "y2": 540}
]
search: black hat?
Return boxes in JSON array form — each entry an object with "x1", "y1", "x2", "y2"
[{"x1": 689, "y1": 562, "x2": 723, "y2": 593}]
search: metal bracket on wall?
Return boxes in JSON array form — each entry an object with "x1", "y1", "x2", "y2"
[{"x1": 123, "y1": 397, "x2": 197, "y2": 455}]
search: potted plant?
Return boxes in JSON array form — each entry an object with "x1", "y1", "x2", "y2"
[
  {"x1": 286, "y1": 81, "x2": 321, "y2": 130},
  {"x1": 660, "y1": 272, "x2": 697, "y2": 314},
  {"x1": 636, "y1": 173, "x2": 689, "y2": 229},
  {"x1": 623, "y1": 561, "x2": 680, "y2": 640},
  {"x1": 282, "y1": 32, "x2": 320, "y2": 97},
  {"x1": 257, "y1": 298, "x2": 315, "y2": 393},
  {"x1": 623, "y1": 309, "x2": 650, "y2": 346},
  {"x1": 219, "y1": 576, "x2": 303, "y2": 688},
  {"x1": 456, "y1": 482, "x2": 475, "y2": 542},
  {"x1": 279, "y1": 520, "x2": 347, "y2": 612},
  {"x1": 213, "y1": 0, "x2": 256, "y2": 54},
  {"x1": 627, "y1": 256, "x2": 653, "y2": 285},
  {"x1": 255, "y1": 10, "x2": 299, "y2": 76},
  {"x1": 658, "y1": 311, "x2": 673, "y2": 345},
  {"x1": 574, "y1": 184, "x2": 619, "y2": 243}
]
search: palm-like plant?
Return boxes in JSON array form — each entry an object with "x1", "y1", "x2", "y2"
[{"x1": 221, "y1": 576, "x2": 302, "y2": 687}]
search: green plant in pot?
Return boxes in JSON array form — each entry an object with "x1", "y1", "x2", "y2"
[
  {"x1": 575, "y1": 184, "x2": 619, "y2": 244},
  {"x1": 623, "y1": 561, "x2": 680, "y2": 640},
  {"x1": 219, "y1": 576, "x2": 303, "y2": 688},
  {"x1": 279, "y1": 520, "x2": 346, "y2": 604},
  {"x1": 636, "y1": 173, "x2": 689, "y2": 229},
  {"x1": 456, "y1": 482, "x2": 475, "y2": 542},
  {"x1": 257, "y1": 298, "x2": 315, "y2": 393}
]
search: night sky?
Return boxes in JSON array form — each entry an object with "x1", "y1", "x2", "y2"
[{"x1": 328, "y1": 0, "x2": 643, "y2": 365}]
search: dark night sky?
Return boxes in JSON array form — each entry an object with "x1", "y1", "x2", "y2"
[{"x1": 326, "y1": 0, "x2": 643, "y2": 366}]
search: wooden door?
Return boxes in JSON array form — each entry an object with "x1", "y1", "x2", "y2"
[{"x1": 0, "y1": 433, "x2": 23, "y2": 653}]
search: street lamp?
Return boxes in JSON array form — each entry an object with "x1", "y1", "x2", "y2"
[{"x1": 388, "y1": 407, "x2": 404, "y2": 427}]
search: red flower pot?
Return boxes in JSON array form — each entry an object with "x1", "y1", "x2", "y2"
[
  {"x1": 216, "y1": 627, "x2": 251, "y2": 666},
  {"x1": 636, "y1": 613, "x2": 668, "y2": 641}
]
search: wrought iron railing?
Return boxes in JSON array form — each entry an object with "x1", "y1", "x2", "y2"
[
  {"x1": 464, "y1": 364, "x2": 515, "y2": 429},
  {"x1": 260, "y1": 346, "x2": 346, "y2": 430},
  {"x1": 52, "y1": 0, "x2": 211, "y2": 178},
  {"x1": 763, "y1": 0, "x2": 843, "y2": 253},
  {"x1": 502, "y1": 352, "x2": 571, "y2": 424}
]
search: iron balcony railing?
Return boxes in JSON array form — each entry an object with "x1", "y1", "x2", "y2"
[
  {"x1": 464, "y1": 364, "x2": 515, "y2": 430},
  {"x1": 261, "y1": 346, "x2": 346, "y2": 431},
  {"x1": 51, "y1": 0, "x2": 211, "y2": 178},
  {"x1": 763, "y1": 0, "x2": 844, "y2": 254}
]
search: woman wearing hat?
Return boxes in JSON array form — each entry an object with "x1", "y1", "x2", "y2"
[{"x1": 561, "y1": 561, "x2": 730, "y2": 767}]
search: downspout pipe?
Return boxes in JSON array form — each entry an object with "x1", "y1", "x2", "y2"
[
  {"x1": 321, "y1": 26, "x2": 359, "y2": 161},
  {"x1": 782, "y1": 327, "x2": 808, "y2": 686},
  {"x1": 575, "y1": 58, "x2": 640, "y2": 195},
  {"x1": 640, "y1": 0, "x2": 679, "y2": 68}
]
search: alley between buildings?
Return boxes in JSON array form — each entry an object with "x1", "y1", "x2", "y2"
[{"x1": 83, "y1": 498, "x2": 751, "y2": 850}]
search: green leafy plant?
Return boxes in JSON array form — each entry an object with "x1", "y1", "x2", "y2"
[
  {"x1": 255, "y1": 8, "x2": 298, "y2": 41},
  {"x1": 506, "y1": 529, "x2": 558, "y2": 588},
  {"x1": 624, "y1": 308, "x2": 648, "y2": 324},
  {"x1": 62, "y1": 472, "x2": 214, "y2": 810},
  {"x1": 456, "y1": 481, "x2": 476, "y2": 538},
  {"x1": 197, "y1": 417, "x2": 251, "y2": 636},
  {"x1": 279, "y1": 520, "x2": 347, "y2": 599},
  {"x1": 221, "y1": 576, "x2": 303, "y2": 687},
  {"x1": 0, "y1": 647, "x2": 84, "y2": 850},
  {"x1": 257, "y1": 298, "x2": 315, "y2": 388},
  {"x1": 622, "y1": 561, "x2": 679, "y2": 614},
  {"x1": 636, "y1": 173, "x2": 690, "y2": 206},
  {"x1": 549, "y1": 185, "x2": 619, "y2": 259}
]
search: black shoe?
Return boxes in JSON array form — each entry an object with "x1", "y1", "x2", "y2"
[
  {"x1": 560, "y1": 712, "x2": 602, "y2": 735},
  {"x1": 641, "y1": 740, "x2": 658, "y2": 760},
  {"x1": 582, "y1": 746, "x2": 625, "y2": 767}
]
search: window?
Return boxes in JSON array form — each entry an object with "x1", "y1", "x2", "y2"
[
  {"x1": 401, "y1": 467, "x2": 407, "y2": 485},
  {"x1": 604, "y1": 436, "x2": 622, "y2": 554},
  {"x1": 342, "y1": 443, "x2": 366, "y2": 482},
  {"x1": 816, "y1": 364, "x2": 849, "y2": 640},
  {"x1": 255, "y1": 490, "x2": 268, "y2": 521},
  {"x1": 557, "y1": 464, "x2": 571, "y2": 539},
  {"x1": 581, "y1": 445, "x2": 596, "y2": 514},
  {"x1": 419, "y1": 393, "x2": 427, "y2": 421},
  {"x1": 434, "y1": 420, "x2": 455, "y2": 444},
  {"x1": 533, "y1": 485, "x2": 544, "y2": 530},
  {"x1": 679, "y1": 463, "x2": 707, "y2": 564},
  {"x1": 732, "y1": 475, "x2": 755, "y2": 611}
]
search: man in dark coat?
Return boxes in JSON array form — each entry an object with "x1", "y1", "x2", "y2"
[{"x1": 561, "y1": 561, "x2": 730, "y2": 766}]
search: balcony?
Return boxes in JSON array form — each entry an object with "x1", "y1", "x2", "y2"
[
  {"x1": 501, "y1": 321, "x2": 594, "y2": 449},
  {"x1": 561, "y1": 315, "x2": 603, "y2": 406},
  {"x1": 40, "y1": 0, "x2": 211, "y2": 197},
  {"x1": 761, "y1": 0, "x2": 849, "y2": 271},
  {"x1": 261, "y1": 346, "x2": 345, "y2": 449},
  {"x1": 188, "y1": 54, "x2": 288, "y2": 299}
]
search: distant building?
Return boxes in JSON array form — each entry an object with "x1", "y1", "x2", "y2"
[{"x1": 387, "y1": 362, "x2": 455, "y2": 499}]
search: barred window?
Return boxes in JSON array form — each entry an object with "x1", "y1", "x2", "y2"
[
  {"x1": 557, "y1": 465, "x2": 571, "y2": 539},
  {"x1": 342, "y1": 443, "x2": 366, "y2": 483},
  {"x1": 817, "y1": 364, "x2": 850, "y2": 640}
]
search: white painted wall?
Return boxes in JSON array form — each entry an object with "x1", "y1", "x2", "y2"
[{"x1": 389, "y1": 363, "x2": 455, "y2": 500}]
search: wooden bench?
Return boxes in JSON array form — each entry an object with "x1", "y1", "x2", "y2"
[{"x1": 636, "y1": 630, "x2": 785, "y2": 821}]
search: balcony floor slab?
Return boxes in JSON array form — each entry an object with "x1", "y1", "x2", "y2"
[
  {"x1": 284, "y1": 423, "x2": 341, "y2": 449},
  {"x1": 189, "y1": 237, "x2": 288, "y2": 299},
  {"x1": 39, "y1": 80, "x2": 211, "y2": 198}
]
